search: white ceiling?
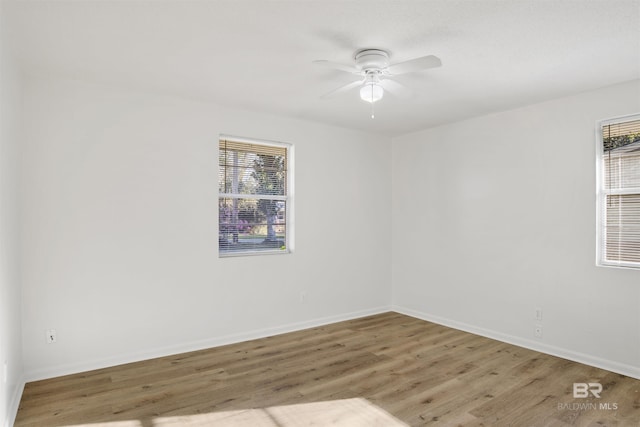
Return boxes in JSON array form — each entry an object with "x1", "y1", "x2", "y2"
[{"x1": 5, "y1": 0, "x2": 640, "y2": 136}]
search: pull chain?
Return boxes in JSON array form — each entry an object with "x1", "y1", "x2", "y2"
[{"x1": 370, "y1": 84, "x2": 375, "y2": 118}]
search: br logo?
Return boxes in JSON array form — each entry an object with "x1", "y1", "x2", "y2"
[{"x1": 573, "y1": 383, "x2": 602, "y2": 398}]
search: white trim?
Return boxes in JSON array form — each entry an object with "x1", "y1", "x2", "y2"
[
  {"x1": 24, "y1": 306, "x2": 391, "y2": 382},
  {"x1": 219, "y1": 194, "x2": 288, "y2": 201},
  {"x1": 286, "y1": 143, "x2": 295, "y2": 253},
  {"x1": 595, "y1": 121, "x2": 603, "y2": 267},
  {"x1": 392, "y1": 305, "x2": 640, "y2": 380},
  {"x1": 598, "y1": 259, "x2": 640, "y2": 270},
  {"x1": 598, "y1": 112, "x2": 640, "y2": 127},
  {"x1": 602, "y1": 187, "x2": 640, "y2": 196},
  {"x1": 219, "y1": 134, "x2": 291, "y2": 150},
  {"x1": 219, "y1": 248, "x2": 290, "y2": 258},
  {"x1": 5, "y1": 376, "x2": 25, "y2": 427}
]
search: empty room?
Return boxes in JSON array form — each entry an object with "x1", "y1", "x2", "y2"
[{"x1": 1, "y1": 0, "x2": 639, "y2": 426}]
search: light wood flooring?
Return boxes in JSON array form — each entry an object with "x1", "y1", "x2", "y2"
[{"x1": 15, "y1": 312, "x2": 640, "y2": 426}]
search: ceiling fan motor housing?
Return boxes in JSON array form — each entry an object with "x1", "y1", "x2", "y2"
[{"x1": 354, "y1": 49, "x2": 390, "y2": 72}]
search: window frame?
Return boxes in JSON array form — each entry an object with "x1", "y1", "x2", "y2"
[
  {"x1": 596, "y1": 113, "x2": 640, "y2": 269},
  {"x1": 218, "y1": 134, "x2": 293, "y2": 258}
]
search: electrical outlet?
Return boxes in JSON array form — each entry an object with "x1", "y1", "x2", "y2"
[
  {"x1": 535, "y1": 307, "x2": 543, "y2": 321},
  {"x1": 534, "y1": 325, "x2": 543, "y2": 339},
  {"x1": 46, "y1": 329, "x2": 57, "y2": 344}
]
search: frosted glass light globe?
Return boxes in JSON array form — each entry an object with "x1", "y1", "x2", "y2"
[{"x1": 360, "y1": 83, "x2": 384, "y2": 103}]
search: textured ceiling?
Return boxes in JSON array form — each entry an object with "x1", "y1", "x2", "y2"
[{"x1": 5, "y1": 0, "x2": 640, "y2": 136}]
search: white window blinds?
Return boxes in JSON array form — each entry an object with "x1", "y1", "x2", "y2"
[
  {"x1": 597, "y1": 115, "x2": 640, "y2": 268},
  {"x1": 218, "y1": 137, "x2": 290, "y2": 256}
]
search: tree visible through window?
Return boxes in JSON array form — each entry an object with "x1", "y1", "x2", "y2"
[
  {"x1": 597, "y1": 114, "x2": 640, "y2": 268},
  {"x1": 219, "y1": 137, "x2": 290, "y2": 256}
]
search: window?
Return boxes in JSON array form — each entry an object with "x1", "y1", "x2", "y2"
[
  {"x1": 597, "y1": 114, "x2": 640, "y2": 268},
  {"x1": 218, "y1": 136, "x2": 291, "y2": 256}
]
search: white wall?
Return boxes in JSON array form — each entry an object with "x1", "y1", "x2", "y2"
[
  {"x1": 392, "y1": 80, "x2": 640, "y2": 378},
  {"x1": 0, "y1": 2, "x2": 25, "y2": 425},
  {"x1": 20, "y1": 75, "x2": 392, "y2": 380},
  {"x1": 15, "y1": 62, "x2": 640, "y2": 388}
]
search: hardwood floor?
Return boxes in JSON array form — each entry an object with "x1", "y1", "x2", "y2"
[{"x1": 15, "y1": 312, "x2": 640, "y2": 426}]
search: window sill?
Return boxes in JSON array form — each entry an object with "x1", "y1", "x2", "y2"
[{"x1": 219, "y1": 249, "x2": 291, "y2": 258}]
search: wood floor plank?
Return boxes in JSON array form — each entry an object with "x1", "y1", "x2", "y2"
[{"x1": 14, "y1": 312, "x2": 640, "y2": 427}]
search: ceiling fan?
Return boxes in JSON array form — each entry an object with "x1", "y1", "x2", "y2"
[{"x1": 314, "y1": 49, "x2": 442, "y2": 113}]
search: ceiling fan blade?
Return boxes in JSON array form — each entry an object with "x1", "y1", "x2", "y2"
[
  {"x1": 320, "y1": 79, "x2": 363, "y2": 99},
  {"x1": 313, "y1": 60, "x2": 359, "y2": 74},
  {"x1": 380, "y1": 79, "x2": 411, "y2": 99},
  {"x1": 387, "y1": 55, "x2": 441, "y2": 75}
]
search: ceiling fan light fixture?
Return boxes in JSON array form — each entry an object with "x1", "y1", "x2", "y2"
[{"x1": 360, "y1": 83, "x2": 384, "y2": 103}]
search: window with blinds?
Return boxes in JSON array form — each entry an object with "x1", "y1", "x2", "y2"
[
  {"x1": 597, "y1": 114, "x2": 640, "y2": 268},
  {"x1": 218, "y1": 136, "x2": 291, "y2": 256}
]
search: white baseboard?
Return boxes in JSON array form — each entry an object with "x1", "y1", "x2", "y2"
[
  {"x1": 25, "y1": 306, "x2": 392, "y2": 382},
  {"x1": 5, "y1": 376, "x2": 25, "y2": 427},
  {"x1": 392, "y1": 305, "x2": 640, "y2": 380}
]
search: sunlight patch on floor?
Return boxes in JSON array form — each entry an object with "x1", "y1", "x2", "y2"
[
  {"x1": 61, "y1": 398, "x2": 408, "y2": 427},
  {"x1": 66, "y1": 422, "x2": 142, "y2": 427},
  {"x1": 152, "y1": 398, "x2": 408, "y2": 426}
]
